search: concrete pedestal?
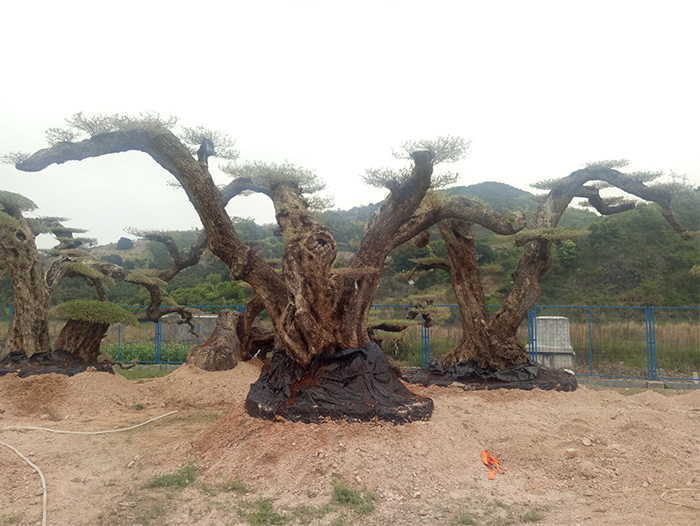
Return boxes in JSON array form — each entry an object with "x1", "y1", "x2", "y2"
[{"x1": 528, "y1": 316, "x2": 576, "y2": 370}]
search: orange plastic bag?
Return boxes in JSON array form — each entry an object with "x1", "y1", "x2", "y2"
[{"x1": 481, "y1": 450, "x2": 504, "y2": 480}]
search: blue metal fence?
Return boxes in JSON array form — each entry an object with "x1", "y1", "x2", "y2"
[{"x1": 0, "y1": 304, "x2": 697, "y2": 381}]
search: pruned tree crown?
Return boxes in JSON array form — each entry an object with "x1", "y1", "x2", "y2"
[
  {"x1": 0, "y1": 190, "x2": 37, "y2": 216},
  {"x1": 52, "y1": 299, "x2": 138, "y2": 326},
  {"x1": 363, "y1": 135, "x2": 470, "y2": 192}
]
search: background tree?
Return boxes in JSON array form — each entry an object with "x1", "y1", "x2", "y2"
[
  {"x1": 0, "y1": 191, "x2": 52, "y2": 356},
  {"x1": 405, "y1": 162, "x2": 697, "y2": 369},
  {"x1": 52, "y1": 299, "x2": 138, "y2": 362},
  {"x1": 115, "y1": 237, "x2": 134, "y2": 250},
  {"x1": 0, "y1": 190, "x2": 211, "y2": 360}
]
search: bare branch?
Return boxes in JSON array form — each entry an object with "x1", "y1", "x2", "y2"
[
  {"x1": 219, "y1": 177, "x2": 272, "y2": 204},
  {"x1": 512, "y1": 228, "x2": 589, "y2": 247},
  {"x1": 391, "y1": 194, "x2": 527, "y2": 250},
  {"x1": 15, "y1": 131, "x2": 145, "y2": 172},
  {"x1": 405, "y1": 257, "x2": 451, "y2": 282}
]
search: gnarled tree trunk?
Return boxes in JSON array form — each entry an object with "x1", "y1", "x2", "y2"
[
  {"x1": 0, "y1": 214, "x2": 51, "y2": 358},
  {"x1": 437, "y1": 219, "x2": 530, "y2": 370},
  {"x1": 53, "y1": 319, "x2": 109, "y2": 363}
]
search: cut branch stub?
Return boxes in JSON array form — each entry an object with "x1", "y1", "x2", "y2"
[{"x1": 186, "y1": 310, "x2": 245, "y2": 371}]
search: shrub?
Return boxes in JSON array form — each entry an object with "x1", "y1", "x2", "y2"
[{"x1": 116, "y1": 237, "x2": 134, "y2": 250}]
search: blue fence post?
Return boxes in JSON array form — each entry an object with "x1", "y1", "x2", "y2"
[
  {"x1": 117, "y1": 324, "x2": 121, "y2": 361},
  {"x1": 527, "y1": 309, "x2": 532, "y2": 360},
  {"x1": 587, "y1": 307, "x2": 593, "y2": 376},
  {"x1": 9, "y1": 306, "x2": 14, "y2": 321},
  {"x1": 421, "y1": 325, "x2": 430, "y2": 367},
  {"x1": 650, "y1": 307, "x2": 657, "y2": 380},
  {"x1": 645, "y1": 307, "x2": 652, "y2": 380},
  {"x1": 154, "y1": 321, "x2": 162, "y2": 364},
  {"x1": 527, "y1": 307, "x2": 538, "y2": 363}
]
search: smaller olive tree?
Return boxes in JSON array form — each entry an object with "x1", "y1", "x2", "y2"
[
  {"x1": 404, "y1": 161, "x2": 697, "y2": 370},
  {"x1": 52, "y1": 300, "x2": 138, "y2": 362},
  {"x1": 0, "y1": 190, "x2": 211, "y2": 361}
]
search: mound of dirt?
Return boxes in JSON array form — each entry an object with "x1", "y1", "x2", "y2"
[
  {"x1": 1, "y1": 364, "x2": 698, "y2": 525},
  {"x1": 0, "y1": 369, "x2": 148, "y2": 418},
  {"x1": 146, "y1": 361, "x2": 263, "y2": 409},
  {"x1": 0, "y1": 361, "x2": 264, "y2": 419},
  {"x1": 195, "y1": 383, "x2": 700, "y2": 525}
]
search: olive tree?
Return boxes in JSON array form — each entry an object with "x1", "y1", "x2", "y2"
[
  {"x1": 0, "y1": 188, "x2": 209, "y2": 360},
  {"x1": 10, "y1": 113, "x2": 528, "y2": 420},
  {"x1": 407, "y1": 162, "x2": 697, "y2": 369}
]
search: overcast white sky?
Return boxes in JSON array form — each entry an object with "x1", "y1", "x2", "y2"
[{"x1": 1, "y1": 0, "x2": 698, "y2": 246}]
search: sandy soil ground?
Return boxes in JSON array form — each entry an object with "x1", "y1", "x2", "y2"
[{"x1": 1, "y1": 362, "x2": 698, "y2": 526}]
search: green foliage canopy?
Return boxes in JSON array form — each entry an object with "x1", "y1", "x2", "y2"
[{"x1": 52, "y1": 300, "x2": 138, "y2": 325}]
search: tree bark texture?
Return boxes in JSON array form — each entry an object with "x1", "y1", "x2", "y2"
[
  {"x1": 437, "y1": 219, "x2": 529, "y2": 369},
  {"x1": 186, "y1": 309, "x2": 245, "y2": 371},
  {"x1": 0, "y1": 214, "x2": 51, "y2": 357},
  {"x1": 53, "y1": 319, "x2": 109, "y2": 363}
]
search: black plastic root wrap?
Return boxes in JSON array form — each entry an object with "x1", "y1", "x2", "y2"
[
  {"x1": 0, "y1": 350, "x2": 114, "y2": 377},
  {"x1": 402, "y1": 358, "x2": 577, "y2": 392},
  {"x1": 246, "y1": 342, "x2": 433, "y2": 423}
]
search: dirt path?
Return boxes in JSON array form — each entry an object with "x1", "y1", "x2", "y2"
[{"x1": 1, "y1": 363, "x2": 698, "y2": 525}]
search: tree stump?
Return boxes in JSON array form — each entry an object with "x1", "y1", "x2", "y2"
[{"x1": 186, "y1": 310, "x2": 245, "y2": 371}]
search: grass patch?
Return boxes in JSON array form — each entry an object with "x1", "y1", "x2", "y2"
[
  {"x1": 291, "y1": 504, "x2": 333, "y2": 524},
  {"x1": 0, "y1": 514, "x2": 23, "y2": 525},
  {"x1": 116, "y1": 366, "x2": 172, "y2": 380},
  {"x1": 201, "y1": 476, "x2": 249, "y2": 496},
  {"x1": 331, "y1": 479, "x2": 376, "y2": 515},
  {"x1": 105, "y1": 342, "x2": 190, "y2": 363},
  {"x1": 521, "y1": 508, "x2": 544, "y2": 522},
  {"x1": 183, "y1": 409, "x2": 224, "y2": 424},
  {"x1": 220, "y1": 476, "x2": 249, "y2": 494},
  {"x1": 135, "y1": 502, "x2": 167, "y2": 525},
  {"x1": 146, "y1": 464, "x2": 197, "y2": 489},
  {"x1": 455, "y1": 512, "x2": 476, "y2": 524},
  {"x1": 246, "y1": 498, "x2": 289, "y2": 525}
]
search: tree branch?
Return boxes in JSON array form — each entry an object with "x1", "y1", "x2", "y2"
[
  {"x1": 354, "y1": 151, "x2": 435, "y2": 270},
  {"x1": 575, "y1": 186, "x2": 636, "y2": 215},
  {"x1": 15, "y1": 126, "x2": 289, "y2": 325},
  {"x1": 219, "y1": 177, "x2": 272, "y2": 205},
  {"x1": 392, "y1": 195, "x2": 526, "y2": 251},
  {"x1": 16, "y1": 132, "x2": 143, "y2": 172}
]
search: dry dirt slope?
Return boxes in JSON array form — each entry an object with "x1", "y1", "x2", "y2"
[{"x1": 0, "y1": 363, "x2": 698, "y2": 525}]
